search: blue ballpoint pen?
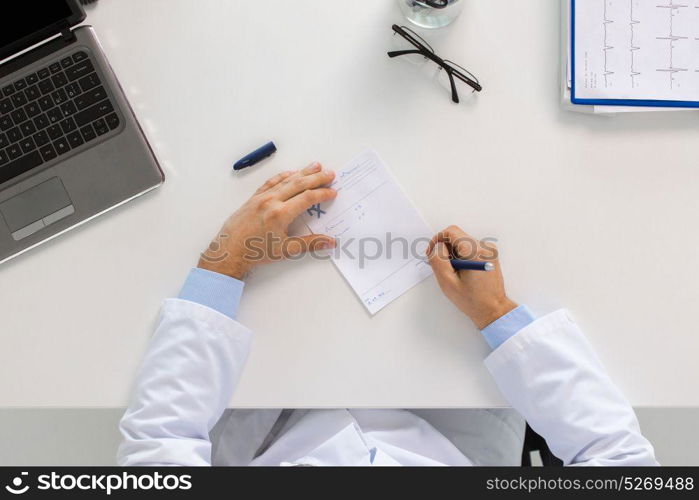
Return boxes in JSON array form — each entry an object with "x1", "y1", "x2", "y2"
[
  {"x1": 450, "y1": 259, "x2": 495, "y2": 272},
  {"x1": 233, "y1": 141, "x2": 277, "y2": 171}
]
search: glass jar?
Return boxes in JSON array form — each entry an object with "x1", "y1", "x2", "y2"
[{"x1": 398, "y1": 0, "x2": 465, "y2": 29}]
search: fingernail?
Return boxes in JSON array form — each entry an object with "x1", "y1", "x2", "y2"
[{"x1": 304, "y1": 162, "x2": 321, "y2": 174}]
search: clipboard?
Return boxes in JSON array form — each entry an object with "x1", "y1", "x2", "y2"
[{"x1": 570, "y1": 0, "x2": 699, "y2": 109}]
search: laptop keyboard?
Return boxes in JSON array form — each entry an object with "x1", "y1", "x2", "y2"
[{"x1": 0, "y1": 51, "x2": 120, "y2": 185}]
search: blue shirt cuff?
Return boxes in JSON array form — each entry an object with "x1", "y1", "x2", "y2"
[
  {"x1": 480, "y1": 305, "x2": 536, "y2": 350},
  {"x1": 178, "y1": 268, "x2": 244, "y2": 320}
]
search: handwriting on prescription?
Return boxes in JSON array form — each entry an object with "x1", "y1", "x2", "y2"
[{"x1": 364, "y1": 290, "x2": 390, "y2": 307}]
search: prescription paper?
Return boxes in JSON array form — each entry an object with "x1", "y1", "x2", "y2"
[{"x1": 303, "y1": 150, "x2": 433, "y2": 315}]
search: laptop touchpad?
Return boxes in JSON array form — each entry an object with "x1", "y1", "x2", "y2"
[{"x1": 0, "y1": 177, "x2": 75, "y2": 241}]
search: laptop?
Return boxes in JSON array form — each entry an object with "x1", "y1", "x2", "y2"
[{"x1": 0, "y1": 0, "x2": 164, "y2": 264}]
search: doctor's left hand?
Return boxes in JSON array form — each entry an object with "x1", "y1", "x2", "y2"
[{"x1": 198, "y1": 163, "x2": 338, "y2": 280}]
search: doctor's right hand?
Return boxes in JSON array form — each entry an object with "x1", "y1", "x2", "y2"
[
  {"x1": 427, "y1": 225, "x2": 518, "y2": 330},
  {"x1": 197, "y1": 163, "x2": 338, "y2": 280}
]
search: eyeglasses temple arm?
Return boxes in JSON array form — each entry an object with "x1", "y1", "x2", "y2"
[
  {"x1": 387, "y1": 49, "x2": 423, "y2": 58},
  {"x1": 452, "y1": 70, "x2": 482, "y2": 92},
  {"x1": 447, "y1": 72, "x2": 460, "y2": 104}
]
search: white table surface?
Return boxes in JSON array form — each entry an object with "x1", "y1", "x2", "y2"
[{"x1": 1, "y1": 0, "x2": 698, "y2": 408}]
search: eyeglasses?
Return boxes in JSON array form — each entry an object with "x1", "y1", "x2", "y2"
[{"x1": 387, "y1": 24, "x2": 482, "y2": 104}]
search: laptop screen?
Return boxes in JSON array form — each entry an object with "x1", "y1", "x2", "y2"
[{"x1": 0, "y1": 1, "x2": 84, "y2": 61}]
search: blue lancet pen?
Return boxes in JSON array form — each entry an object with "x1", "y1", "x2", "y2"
[
  {"x1": 234, "y1": 141, "x2": 277, "y2": 171},
  {"x1": 451, "y1": 259, "x2": 495, "y2": 272}
]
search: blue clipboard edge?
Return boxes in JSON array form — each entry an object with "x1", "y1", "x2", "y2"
[{"x1": 569, "y1": 0, "x2": 699, "y2": 109}]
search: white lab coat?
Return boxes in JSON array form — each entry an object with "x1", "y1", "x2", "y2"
[{"x1": 117, "y1": 299, "x2": 657, "y2": 466}]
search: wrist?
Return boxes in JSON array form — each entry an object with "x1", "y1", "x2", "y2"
[
  {"x1": 471, "y1": 297, "x2": 518, "y2": 330},
  {"x1": 197, "y1": 255, "x2": 250, "y2": 281}
]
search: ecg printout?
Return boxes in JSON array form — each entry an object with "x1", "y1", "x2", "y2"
[
  {"x1": 573, "y1": 0, "x2": 699, "y2": 101},
  {"x1": 302, "y1": 150, "x2": 433, "y2": 315}
]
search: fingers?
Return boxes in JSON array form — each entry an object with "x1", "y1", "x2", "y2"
[
  {"x1": 284, "y1": 234, "x2": 336, "y2": 257},
  {"x1": 428, "y1": 225, "x2": 479, "y2": 260},
  {"x1": 274, "y1": 163, "x2": 336, "y2": 201},
  {"x1": 255, "y1": 170, "x2": 296, "y2": 195},
  {"x1": 284, "y1": 187, "x2": 338, "y2": 220},
  {"x1": 427, "y1": 241, "x2": 459, "y2": 289}
]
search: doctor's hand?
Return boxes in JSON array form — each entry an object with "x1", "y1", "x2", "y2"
[
  {"x1": 198, "y1": 163, "x2": 337, "y2": 280},
  {"x1": 427, "y1": 225, "x2": 518, "y2": 330}
]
